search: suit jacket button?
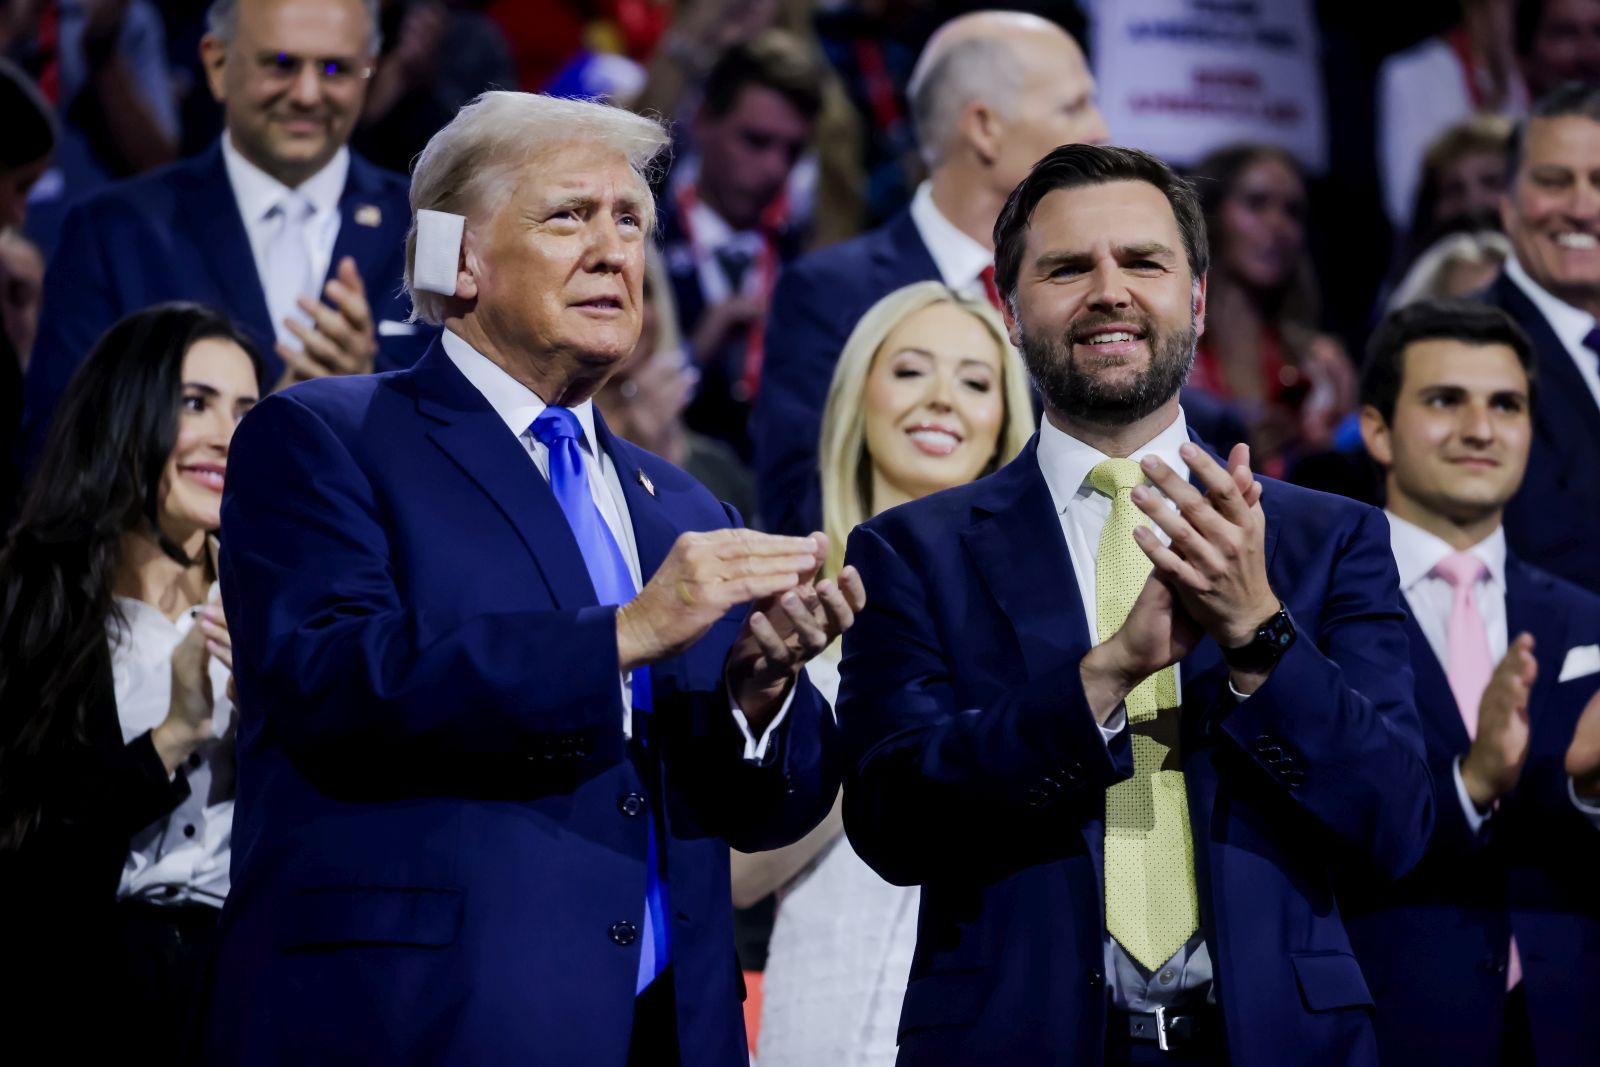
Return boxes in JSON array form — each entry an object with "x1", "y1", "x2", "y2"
[
  {"x1": 619, "y1": 793, "x2": 646, "y2": 817},
  {"x1": 609, "y1": 920, "x2": 638, "y2": 946}
]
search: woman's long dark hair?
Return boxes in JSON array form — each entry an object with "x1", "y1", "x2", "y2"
[{"x1": 0, "y1": 303, "x2": 264, "y2": 850}]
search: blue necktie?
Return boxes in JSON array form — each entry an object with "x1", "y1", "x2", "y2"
[{"x1": 529, "y1": 406, "x2": 669, "y2": 993}]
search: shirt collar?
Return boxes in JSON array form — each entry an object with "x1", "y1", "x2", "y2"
[
  {"x1": 1504, "y1": 254, "x2": 1596, "y2": 354},
  {"x1": 440, "y1": 329, "x2": 600, "y2": 450},
  {"x1": 688, "y1": 198, "x2": 762, "y2": 257},
  {"x1": 221, "y1": 132, "x2": 350, "y2": 223},
  {"x1": 909, "y1": 181, "x2": 994, "y2": 289},
  {"x1": 1035, "y1": 407, "x2": 1192, "y2": 514},
  {"x1": 1384, "y1": 510, "x2": 1507, "y2": 593}
]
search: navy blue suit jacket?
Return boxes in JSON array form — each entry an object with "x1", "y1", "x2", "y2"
[
  {"x1": 1479, "y1": 273, "x2": 1600, "y2": 594},
  {"x1": 207, "y1": 341, "x2": 838, "y2": 1065},
  {"x1": 838, "y1": 434, "x2": 1433, "y2": 1066},
  {"x1": 1344, "y1": 556, "x2": 1600, "y2": 1067},
  {"x1": 23, "y1": 142, "x2": 435, "y2": 463},
  {"x1": 752, "y1": 210, "x2": 1246, "y2": 535}
]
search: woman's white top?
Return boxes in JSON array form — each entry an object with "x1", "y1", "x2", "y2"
[
  {"x1": 108, "y1": 592, "x2": 235, "y2": 906},
  {"x1": 757, "y1": 653, "x2": 918, "y2": 1067}
]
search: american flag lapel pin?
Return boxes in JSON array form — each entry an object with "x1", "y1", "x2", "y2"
[
  {"x1": 637, "y1": 468, "x2": 656, "y2": 497},
  {"x1": 354, "y1": 204, "x2": 382, "y2": 227}
]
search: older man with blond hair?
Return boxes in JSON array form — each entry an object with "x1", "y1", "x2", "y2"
[{"x1": 207, "y1": 91, "x2": 861, "y2": 1066}]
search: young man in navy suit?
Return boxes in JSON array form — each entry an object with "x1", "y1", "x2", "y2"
[
  {"x1": 752, "y1": 10, "x2": 1108, "y2": 535},
  {"x1": 1481, "y1": 84, "x2": 1600, "y2": 593},
  {"x1": 838, "y1": 145, "x2": 1434, "y2": 1066},
  {"x1": 1348, "y1": 298, "x2": 1600, "y2": 1067},
  {"x1": 207, "y1": 92, "x2": 863, "y2": 1065},
  {"x1": 23, "y1": 0, "x2": 434, "y2": 462}
]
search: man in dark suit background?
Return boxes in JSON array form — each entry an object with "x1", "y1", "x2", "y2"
[
  {"x1": 838, "y1": 145, "x2": 1433, "y2": 1065},
  {"x1": 1348, "y1": 298, "x2": 1600, "y2": 1067},
  {"x1": 656, "y1": 30, "x2": 823, "y2": 462},
  {"x1": 22, "y1": 0, "x2": 434, "y2": 463},
  {"x1": 1480, "y1": 84, "x2": 1600, "y2": 594},
  {"x1": 208, "y1": 91, "x2": 862, "y2": 1065},
  {"x1": 752, "y1": 10, "x2": 1108, "y2": 535}
]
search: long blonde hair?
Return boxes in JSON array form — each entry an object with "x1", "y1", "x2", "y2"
[{"x1": 818, "y1": 282, "x2": 1035, "y2": 576}]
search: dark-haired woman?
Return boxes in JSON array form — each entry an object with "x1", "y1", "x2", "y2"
[
  {"x1": 0, "y1": 303, "x2": 261, "y2": 1053},
  {"x1": 1186, "y1": 143, "x2": 1356, "y2": 478}
]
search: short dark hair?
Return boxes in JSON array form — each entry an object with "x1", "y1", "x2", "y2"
[
  {"x1": 0, "y1": 59, "x2": 54, "y2": 169},
  {"x1": 1505, "y1": 82, "x2": 1600, "y2": 182},
  {"x1": 701, "y1": 29, "x2": 824, "y2": 124},
  {"x1": 1361, "y1": 298, "x2": 1537, "y2": 423},
  {"x1": 992, "y1": 145, "x2": 1208, "y2": 303}
]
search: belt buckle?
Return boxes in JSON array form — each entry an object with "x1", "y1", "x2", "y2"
[{"x1": 1154, "y1": 1006, "x2": 1171, "y2": 1053}]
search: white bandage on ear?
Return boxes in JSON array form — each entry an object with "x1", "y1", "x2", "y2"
[{"x1": 413, "y1": 209, "x2": 467, "y2": 295}]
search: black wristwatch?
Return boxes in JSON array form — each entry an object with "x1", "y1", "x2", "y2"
[{"x1": 1221, "y1": 605, "x2": 1296, "y2": 672}]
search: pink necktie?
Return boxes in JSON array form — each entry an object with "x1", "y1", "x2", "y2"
[{"x1": 1432, "y1": 551, "x2": 1521, "y2": 989}]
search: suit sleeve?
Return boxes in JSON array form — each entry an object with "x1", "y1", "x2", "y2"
[
  {"x1": 1219, "y1": 505, "x2": 1435, "y2": 880},
  {"x1": 837, "y1": 523, "x2": 1135, "y2": 887},
  {"x1": 658, "y1": 500, "x2": 842, "y2": 852},
  {"x1": 219, "y1": 392, "x2": 631, "y2": 772},
  {"x1": 23, "y1": 202, "x2": 121, "y2": 467},
  {"x1": 751, "y1": 264, "x2": 838, "y2": 536}
]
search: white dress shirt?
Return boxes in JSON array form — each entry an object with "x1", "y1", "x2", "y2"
[
  {"x1": 439, "y1": 329, "x2": 786, "y2": 758},
  {"x1": 1504, "y1": 255, "x2": 1600, "y2": 416},
  {"x1": 1387, "y1": 512, "x2": 1600, "y2": 827},
  {"x1": 110, "y1": 591, "x2": 234, "y2": 906},
  {"x1": 908, "y1": 181, "x2": 994, "y2": 297},
  {"x1": 221, "y1": 133, "x2": 348, "y2": 322},
  {"x1": 1034, "y1": 409, "x2": 1216, "y2": 1008},
  {"x1": 687, "y1": 198, "x2": 767, "y2": 309}
]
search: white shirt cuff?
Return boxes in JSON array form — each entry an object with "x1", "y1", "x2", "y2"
[
  {"x1": 1098, "y1": 704, "x2": 1127, "y2": 745},
  {"x1": 1453, "y1": 756, "x2": 1491, "y2": 834},
  {"x1": 729, "y1": 681, "x2": 797, "y2": 763},
  {"x1": 1567, "y1": 775, "x2": 1600, "y2": 827}
]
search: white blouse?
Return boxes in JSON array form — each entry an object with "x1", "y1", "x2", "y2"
[
  {"x1": 108, "y1": 591, "x2": 235, "y2": 906},
  {"x1": 758, "y1": 653, "x2": 919, "y2": 1067}
]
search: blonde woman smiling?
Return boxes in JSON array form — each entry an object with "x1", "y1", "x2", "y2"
[{"x1": 743, "y1": 281, "x2": 1034, "y2": 1067}]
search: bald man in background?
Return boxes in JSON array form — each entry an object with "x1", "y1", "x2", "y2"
[{"x1": 751, "y1": 11, "x2": 1106, "y2": 536}]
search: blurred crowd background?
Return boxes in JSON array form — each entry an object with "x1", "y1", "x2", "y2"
[{"x1": 4, "y1": 0, "x2": 1600, "y2": 1059}]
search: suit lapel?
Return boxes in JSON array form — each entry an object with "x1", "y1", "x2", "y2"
[
  {"x1": 413, "y1": 342, "x2": 598, "y2": 609},
  {"x1": 325, "y1": 155, "x2": 390, "y2": 293},
  {"x1": 178, "y1": 145, "x2": 276, "y2": 349},
  {"x1": 1506, "y1": 558, "x2": 1566, "y2": 718},
  {"x1": 594, "y1": 414, "x2": 678, "y2": 585},
  {"x1": 1403, "y1": 608, "x2": 1472, "y2": 753},
  {"x1": 872, "y1": 208, "x2": 942, "y2": 293},
  {"x1": 961, "y1": 439, "x2": 1091, "y2": 680}
]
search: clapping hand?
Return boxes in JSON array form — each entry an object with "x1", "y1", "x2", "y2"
[
  {"x1": 151, "y1": 594, "x2": 230, "y2": 774},
  {"x1": 725, "y1": 533, "x2": 866, "y2": 729},
  {"x1": 274, "y1": 257, "x2": 378, "y2": 389},
  {"x1": 1461, "y1": 634, "x2": 1536, "y2": 809}
]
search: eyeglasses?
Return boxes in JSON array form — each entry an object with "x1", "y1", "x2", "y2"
[{"x1": 254, "y1": 52, "x2": 372, "y2": 84}]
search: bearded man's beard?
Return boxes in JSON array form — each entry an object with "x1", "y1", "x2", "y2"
[{"x1": 1019, "y1": 313, "x2": 1197, "y2": 427}]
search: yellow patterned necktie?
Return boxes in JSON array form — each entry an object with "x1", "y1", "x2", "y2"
[{"x1": 1089, "y1": 458, "x2": 1199, "y2": 972}]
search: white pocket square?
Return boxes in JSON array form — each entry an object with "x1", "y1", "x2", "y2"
[
  {"x1": 1559, "y1": 644, "x2": 1600, "y2": 683},
  {"x1": 377, "y1": 319, "x2": 418, "y2": 337}
]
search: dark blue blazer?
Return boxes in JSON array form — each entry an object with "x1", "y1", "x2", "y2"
[
  {"x1": 1344, "y1": 556, "x2": 1600, "y2": 1067},
  {"x1": 23, "y1": 142, "x2": 435, "y2": 463},
  {"x1": 1479, "y1": 273, "x2": 1600, "y2": 594},
  {"x1": 753, "y1": 208, "x2": 937, "y2": 535},
  {"x1": 751, "y1": 211, "x2": 1246, "y2": 535},
  {"x1": 837, "y1": 435, "x2": 1434, "y2": 1067},
  {"x1": 207, "y1": 340, "x2": 838, "y2": 1066}
]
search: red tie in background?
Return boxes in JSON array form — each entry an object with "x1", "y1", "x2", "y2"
[{"x1": 979, "y1": 265, "x2": 1004, "y2": 314}]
